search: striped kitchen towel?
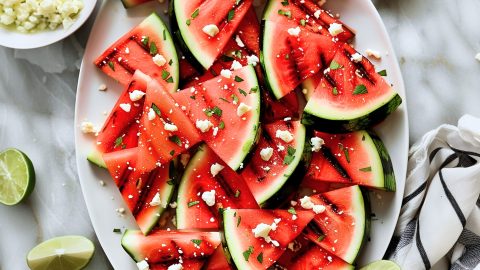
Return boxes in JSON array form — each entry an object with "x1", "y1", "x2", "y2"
[{"x1": 386, "y1": 115, "x2": 480, "y2": 270}]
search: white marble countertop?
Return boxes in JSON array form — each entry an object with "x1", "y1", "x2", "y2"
[{"x1": 1, "y1": 0, "x2": 479, "y2": 269}]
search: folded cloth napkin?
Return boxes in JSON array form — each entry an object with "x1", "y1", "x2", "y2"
[{"x1": 386, "y1": 115, "x2": 480, "y2": 270}]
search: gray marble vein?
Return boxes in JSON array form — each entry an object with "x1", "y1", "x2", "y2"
[{"x1": 1, "y1": 0, "x2": 480, "y2": 269}]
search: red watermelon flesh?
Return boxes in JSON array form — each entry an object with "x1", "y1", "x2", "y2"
[
  {"x1": 95, "y1": 70, "x2": 149, "y2": 154},
  {"x1": 95, "y1": 13, "x2": 178, "y2": 93},
  {"x1": 299, "y1": 186, "x2": 366, "y2": 264},
  {"x1": 121, "y1": 230, "x2": 221, "y2": 264},
  {"x1": 262, "y1": 90, "x2": 300, "y2": 123},
  {"x1": 172, "y1": 65, "x2": 260, "y2": 171},
  {"x1": 222, "y1": 208, "x2": 315, "y2": 269},
  {"x1": 121, "y1": 0, "x2": 151, "y2": 9},
  {"x1": 150, "y1": 260, "x2": 204, "y2": 270},
  {"x1": 202, "y1": 245, "x2": 233, "y2": 270},
  {"x1": 103, "y1": 147, "x2": 138, "y2": 187},
  {"x1": 137, "y1": 78, "x2": 201, "y2": 173},
  {"x1": 176, "y1": 145, "x2": 259, "y2": 230}
]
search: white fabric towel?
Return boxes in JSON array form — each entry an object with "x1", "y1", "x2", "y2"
[{"x1": 386, "y1": 115, "x2": 480, "y2": 270}]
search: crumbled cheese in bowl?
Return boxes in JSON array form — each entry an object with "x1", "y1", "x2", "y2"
[{"x1": 0, "y1": 0, "x2": 84, "y2": 33}]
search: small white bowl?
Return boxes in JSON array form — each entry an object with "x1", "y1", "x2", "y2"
[{"x1": 0, "y1": 0, "x2": 97, "y2": 49}]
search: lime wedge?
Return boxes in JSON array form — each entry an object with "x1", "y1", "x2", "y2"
[
  {"x1": 27, "y1": 235, "x2": 95, "y2": 270},
  {"x1": 0, "y1": 148, "x2": 35, "y2": 205},
  {"x1": 360, "y1": 260, "x2": 401, "y2": 270}
]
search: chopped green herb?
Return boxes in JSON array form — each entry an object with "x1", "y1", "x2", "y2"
[
  {"x1": 219, "y1": 121, "x2": 225, "y2": 129},
  {"x1": 329, "y1": 60, "x2": 342, "y2": 70},
  {"x1": 219, "y1": 97, "x2": 230, "y2": 103},
  {"x1": 151, "y1": 103, "x2": 161, "y2": 116},
  {"x1": 231, "y1": 94, "x2": 239, "y2": 104},
  {"x1": 220, "y1": 54, "x2": 235, "y2": 62},
  {"x1": 149, "y1": 42, "x2": 157, "y2": 55},
  {"x1": 167, "y1": 179, "x2": 175, "y2": 185},
  {"x1": 235, "y1": 190, "x2": 241, "y2": 198},
  {"x1": 227, "y1": 9, "x2": 235, "y2": 22},
  {"x1": 235, "y1": 50, "x2": 242, "y2": 58},
  {"x1": 287, "y1": 146, "x2": 296, "y2": 155},
  {"x1": 191, "y1": 8, "x2": 200, "y2": 19},
  {"x1": 141, "y1": 36, "x2": 149, "y2": 46},
  {"x1": 168, "y1": 59, "x2": 173, "y2": 66},
  {"x1": 243, "y1": 246, "x2": 253, "y2": 261},
  {"x1": 166, "y1": 77, "x2": 174, "y2": 83},
  {"x1": 234, "y1": 76, "x2": 244, "y2": 82},
  {"x1": 353, "y1": 84, "x2": 368, "y2": 95},
  {"x1": 186, "y1": 19, "x2": 191, "y2": 26},
  {"x1": 191, "y1": 239, "x2": 202, "y2": 246},
  {"x1": 169, "y1": 150, "x2": 175, "y2": 156},
  {"x1": 377, "y1": 69, "x2": 387, "y2": 76},
  {"x1": 283, "y1": 146, "x2": 296, "y2": 165},
  {"x1": 317, "y1": 235, "x2": 325, "y2": 242},
  {"x1": 205, "y1": 106, "x2": 223, "y2": 117},
  {"x1": 108, "y1": 61, "x2": 115, "y2": 71},
  {"x1": 343, "y1": 148, "x2": 350, "y2": 163},
  {"x1": 360, "y1": 166, "x2": 372, "y2": 172},
  {"x1": 239, "y1": 88, "x2": 247, "y2": 96},
  {"x1": 300, "y1": 19, "x2": 306, "y2": 26},
  {"x1": 114, "y1": 136, "x2": 123, "y2": 148},
  {"x1": 161, "y1": 70, "x2": 170, "y2": 80},
  {"x1": 169, "y1": 135, "x2": 182, "y2": 146},
  {"x1": 281, "y1": 0, "x2": 289, "y2": 6},
  {"x1": 162, "y1": 29, "x2": 166, "y2": 41},
  {"x1": 237, "y1": 215, "x2": 241, "y2": 227},
  {"x1": 249, "y1": 86, "x2": 259, "y2": 93},
  {"x1": 288, "y1": 207, "x2": 296, "y2": 215},
  {"x1": 332, "y1": 87, "x2": 338, "y2": 95},
  {"x1": 257, "y1": 252, "x2": 264, "y2": 263},
  {"x1": 188, "y1": 201, "x2": 199, "y2": 207},
  {"x1": 277, "y1": 9, "x2": 292, "y2": 18},
  {"x1": 113, "y1": 228, "x2": 121, "y2": 233}
]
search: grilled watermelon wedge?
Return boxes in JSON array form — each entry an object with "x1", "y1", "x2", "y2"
[
  {"x1": 241, "y1": 120, "x2": 308, "y2": 207},
  {"x1": 137, "y1": 77, "x2": 201, "y2": 173},
  {"x1": 307, "y1": 130, "x2": 396, "y2": 191},
  {"x1": 221, "y1": 208, "x2": 315, "y2": 269},
  {"x1": 121, "y1": 229, "x2": 221, "y2": 265},
  {"x1": 298, "y1": 186, "x2": 368, "y2": 264},
  {"x1": 87, "y1": 70, "x2": 150, "y2": 168},
  {"x1": 176, "y1": 144, "x2": 259, "y2": 230},
  {"x1": 94, "y1": 13, "x2": 179, "y2": 93},
  {"x1": 302, "y1": 43, "x2": 402, "y2": 132},
  {"x1": 172, "y1": 0, "x2": 253, "y2": 69},
  {"x1": 173, "y1": 65, "x2": 261, "y2": 171}
]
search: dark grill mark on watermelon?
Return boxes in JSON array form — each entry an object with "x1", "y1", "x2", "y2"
[
  {"x1": 323, "y1": 73, "x2": 337, "y2": 88},
  {"x1": 132, "y1": 168, "x2": 160, "y2": 216},
  {"x1": 215, "y1": 173, "x2": 236, "y2": 198},
  {"x1": 320, "y1": 147, "x2": 351, "y2": 180},
  {"x1": 317, "y1": 194, "x2": 340, "y2": 214},
  {"x1": 307, "y1": 222, "x2": 325, "y2": 237},
  {"x1": 344, "y1": 49, "x2": 375, "y2": 85}
]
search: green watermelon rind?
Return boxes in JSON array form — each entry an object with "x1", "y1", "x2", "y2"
[
  {"x1": 86, "y1": 148, "x2": 107, "y2": 169},
  {"x1": 220, "y1": 208, "x2": 251, "y2": 270},
  {"x1": 367, "y1": 131, "x2": 396, "y2": 192},
  {"x1": 121, "y1": 230, "x2": 144, "y2": 262},
  {"x1": 301, "y1": 93, "x2": 402, "y2": 133}
]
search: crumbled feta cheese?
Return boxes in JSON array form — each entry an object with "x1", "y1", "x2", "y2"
[
  {"x1": 365, "y1": 49, "x2": 382, "y2": 59},
  {"x1": 312, "y1": 204, "x2": 326, "y2": 214},
  {"x1": 275, "y1": 130, "x2": 294, "y2": 143},
  {"x1": 164, "y1": 123, "x2": 178, "y2": 132},
  {"x1": 237, "y1": 102, "x2": 252, "y2": 117},
  {"x1": 167, "y1": 263, "x2": 183, "y2": 270},
  {"x1": 98, "y1": 84, "x2": 107, "y2": 91},
  {"x1": 148, "y1": 108, "x2": 156, "y2": 121},
  {"x1": 152, "y1": 54, "x2": 167, "y2": 67},
  {"x1": 314, "y1": 10, "x2": 321, "y2": 19},
  {"x1": 287, "y1": 26, "x2": 301, "y2": 36},
  {"x1": 149, "y1": 192, "x2": 163, "y2": 207},
  {"x1": 210, "y1": 163, "x2": 224, "y2": 177},
  {"x1": 81, "y1": 121, "x2": 97, "y2": 134},
  {"x1": 292, "y1": 214, "x2": 297, "y2": 220},
  {"x1": 120, "y1": 103, "x2": 131, "y2": 112},
  {"x1": 137, "y1": 260, "x2": 150, "y2": 270},
  {"x1": 300, "y1": 196, "x2": 315, "y2": 209},
  {"x1": 231, "y1": 60, "x2": 243, "y2": 70},
  {"x1": 212, "y1": 127, "x2": 219, "y2": 137},
  {"x1": 201, "y1": 190, "x2": 216, "y2": 207},
  {"x1": 260, "y1": 147, "x2": 274, "y2": 161},
  {"x1": 252, "y1": 223, "x2": 273, "y2": 240},
  {"x1": 196, "y1": 119, "x2": 213, "y2": 133},
  {"x1": 476, "y1": 53, "x2": 480, "y2": 62},
  {"x1": 235, "y1": 35, "x2": 245, "y2": 47},
  {"x1": 351, "y1": 53, "x2": 363, "y2": 63},
  {"x1": 328, "y1": 23, "x2": 344, "y2": 36},
  {"x1": 220, "y1": 69, "x2": 232, "y2": 79},
  {"x1": 246, "y1": 55, "x2": 260, "y2": 66},
  {"x1": 202, "y1": 24, "x2": 219, "y2": 37},
  {"x1": 129, "y1": 90, "x2": 145, "y2": 102},
  {"x1": 310, "y1": 137, "x2": 324, "y2": 152}
]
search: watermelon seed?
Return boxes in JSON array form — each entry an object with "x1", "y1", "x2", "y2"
[
  {"x1": 168, "y1": 59, "x2": 173, "y2": 66},
  {"x1": 190, "y1": 95, "x2": 196, "y2": 100},
  {"x1": 188, "y1": 201, "x2": 199, "y2": 207},
  {"x1": 227, "y1": 9, "x2": 235, "y2": 22},
  {"x1": 257, "y1": 252, "x2": 264, "y2": 263},
  {"x1": 186, "y1": 19, "x2": 191, "y2": 26},
  {"x1": 162, "y1": 29, "x2": 166, "y2": 41},
  {"x1": 220, "y1": 54, "x2": 235, "y2": 62},
  {"x1": 343, "y1": 148, "x2": 350, "y2": 163},
  {"x1": 169, "y1": 150, "x2": 175, "y2": 156},
  {"x1": 242, "y1": 246, "x2": 253, "y2": 261}
]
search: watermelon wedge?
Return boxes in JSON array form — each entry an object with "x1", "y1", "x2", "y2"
[
  {"x1": 241, "y1": 120, "x2": 308, "y2": 207},
  {"x1": 173, "y1": 65, "x2": 261, "y2": 171},
  {"x1": 262, "y1": 0, "x2": 354, "y2": 42},
  {"x1": 137, "y1": 78, "x2": 201, "y2": 173},
  {"x1": 172, "y1": 0, "x2": 254, "y2": 69},
  {"x1": 121, "y1": 230, "x2": 221, "y2": 265},
  {"x1": 87, "y1": 71, "x2": 150, "y2": 168},
  {"x1": 203, "y1": 245, "x2": 233, "y2": 270},
  {"x1": 298, "y1": 186, "x2": 368, "y2": 264},
  {"x1": 261, "y1": 20, "x2": 338, "y2": 99},
  {"x1": 103, "y1": 147, "x2": 139, "y2": 186},
  {"x1": 307, "y1": 130, "x2": 396, "y2": 191},
  {"x1": 176, "y1": 144, "x2": 259, "y2": 230},
  {"x1": 95, "y1": 13, "x2": 179, "y2": 93},
  {"x1": 221, "y1": 208, "x2": 315, "y2": 269},
  {"x1": 302, "y1": 43, "x2": 402, "y2": 132}
]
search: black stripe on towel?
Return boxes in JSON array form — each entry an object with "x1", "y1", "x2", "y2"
[
  {"x1": 402, "y1": 181, "x2": 428, "y2": 207},
  {"x1": 439, "y1": 154, "x2": 467, "y2": 227},
  {"x1": 451, "y1": 229, "x2": 480, "y2": 270},
  {"x1": 416, "y1": 220, "x2": 431, "y2": 269},
  {"x1": 429, "y1": 147, "x2": 443, "y2": 162}
]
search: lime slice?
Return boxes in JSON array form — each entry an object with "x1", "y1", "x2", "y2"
[
  {"x1": 27, "y1": 235, "x2": 95, "y2": 270},
  {"x1": 360, "y1": 260, "x2": 401, "y2": 270},
  {"x1": 0, "y1": 148, "x2": 35, "y2": 205}
]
